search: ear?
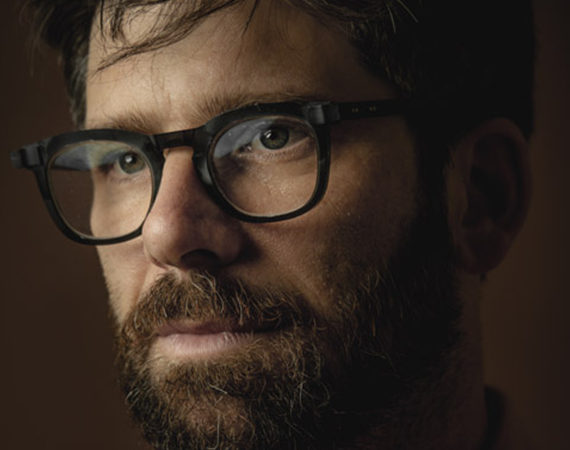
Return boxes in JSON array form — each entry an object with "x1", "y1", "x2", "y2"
[{"x1": 455, "y1": 118, "x2": 532, "y2": 274}]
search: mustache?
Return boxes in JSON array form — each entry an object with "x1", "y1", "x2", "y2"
[{"x1": 118, "y1": 271, "x2": 318, "y2": 344}]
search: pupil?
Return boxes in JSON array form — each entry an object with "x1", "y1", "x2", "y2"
[
  {"x1": 119, "y1": 152, "x2": 141, "y2": 173},
  {"x1": 260, "y1": 128, "x2": 289, "y2": 150}
]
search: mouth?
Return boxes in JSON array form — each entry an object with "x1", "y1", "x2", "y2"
[{"x1": 154, "y1": 320, "x2": 277, "y2": 359}]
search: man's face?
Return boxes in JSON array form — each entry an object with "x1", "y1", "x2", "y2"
[{"x1": 86, "y1": 1, "x2": 462, "y2": 449}]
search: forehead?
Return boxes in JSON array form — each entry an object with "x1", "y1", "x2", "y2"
[{"x1": 86, "y1": 0, "x2": 393, "y2": 131}]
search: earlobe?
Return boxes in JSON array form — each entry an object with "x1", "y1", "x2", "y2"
[{"x1": 456, "y1": 119, "x2": 532, "y2": 274}]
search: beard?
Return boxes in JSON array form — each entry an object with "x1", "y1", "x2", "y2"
[{"x1": 114, "y1": 184, "x2": 463, "y2": 450}]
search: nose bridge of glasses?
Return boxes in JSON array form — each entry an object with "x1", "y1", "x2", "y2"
[
  {"x1": 151, "y1": 127, "x2": 214, "y2": 187},
  {"x1": 152, "y1": 129, "x2": 196, "y2": 152}
]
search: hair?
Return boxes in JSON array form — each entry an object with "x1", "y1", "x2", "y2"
[{"x1": 26, "y1": 0, "x2": 535, "y2": 145}]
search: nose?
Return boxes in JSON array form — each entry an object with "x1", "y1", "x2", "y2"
[{"x1": 142, "y1": 147, "x2": 245, "y2": 272}]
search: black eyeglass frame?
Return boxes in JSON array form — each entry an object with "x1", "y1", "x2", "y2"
[{"x1": 11, "y1": 99, "x2": 410, "y2": 245}]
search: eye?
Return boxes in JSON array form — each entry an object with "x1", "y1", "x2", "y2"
[
  {"x1": 212, "y1": 117, "x2": 313, "y2": 161},
  {"x1": 259, "y1": 127, "x2": 290, "y2": 150},
  {"x1": 116, "y1": 151, "x2": 146, "y2": 175}
]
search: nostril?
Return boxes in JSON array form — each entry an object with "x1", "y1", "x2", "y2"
[{"x1": 179, "y1": 249, "x2": 222, "y2": 271}]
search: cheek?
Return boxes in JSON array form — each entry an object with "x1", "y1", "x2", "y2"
[
  {"x1": 244, "y1": 125, "x2": 418, "y2": 312},
  {"x1": 322, "y1": 124, "x2": 419, "y2": 263},
  {"x1": 97, "y1": 242, "x2": 149, "y2": 323}
]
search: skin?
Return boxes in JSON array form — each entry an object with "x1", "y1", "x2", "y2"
[
  {"x1": 85, "y1": 0, "x2": 531, "y2": 448},
  {"x1": 87, "y1": 2, "x2": 417, "y2": 329}
]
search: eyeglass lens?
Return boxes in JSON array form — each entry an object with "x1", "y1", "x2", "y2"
[
  {"x1": 49, "y1": 140, "x2": 154, "y2": 239},
  {"x1": 47, "y1": 115, "x2": 320, "y2": 240},
  {"x1": 211, "y1": 116, "x2": 319, "y2": 216}
]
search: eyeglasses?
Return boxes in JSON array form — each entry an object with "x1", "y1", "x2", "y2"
[{"x1": 11, "y1": 99, "x2": 409, "y2": 245}]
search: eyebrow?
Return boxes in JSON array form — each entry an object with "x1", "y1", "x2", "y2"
[{"x1": 86, "y1": 90, "x2": 329, "y2": 134}]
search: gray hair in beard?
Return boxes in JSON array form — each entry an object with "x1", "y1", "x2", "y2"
[{"x1": 114, "y1": 192, "x2": 463, "y2": 450}]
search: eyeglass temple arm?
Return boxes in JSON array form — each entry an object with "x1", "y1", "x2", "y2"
[
  {"x1": 304, "y1": 99, "x2": 411, "y2": 125},
  {"x1": 338, "y1": 99, "x2": 411, "y2": 119},
  {"x1": 10, "y1": 142, "x2": 46, "y2": 169}
]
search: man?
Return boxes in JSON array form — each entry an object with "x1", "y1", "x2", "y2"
[{"x1": 12, "y1": 0, "x2": 535, "y2": 449}]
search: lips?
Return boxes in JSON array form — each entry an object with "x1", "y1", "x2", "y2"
[
  {"x1": 157, "y1": 321, "x2": 243, "y2": 337},
  {"x1": 153, "y1": 320, "x2": 276, "y2": 359}
]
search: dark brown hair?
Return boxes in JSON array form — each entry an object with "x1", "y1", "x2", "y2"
[{"x1": 26, "y1": 0, "x2": 535, "y2": 144}]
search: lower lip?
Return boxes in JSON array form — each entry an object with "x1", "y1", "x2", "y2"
[{"x1": 154, "y1": 331, "x2": 262, "y2": 358}]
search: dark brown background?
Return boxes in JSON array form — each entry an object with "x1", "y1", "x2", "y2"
[{"x1": 1, "y1": 1, "x2": 568, "y2": 449}]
